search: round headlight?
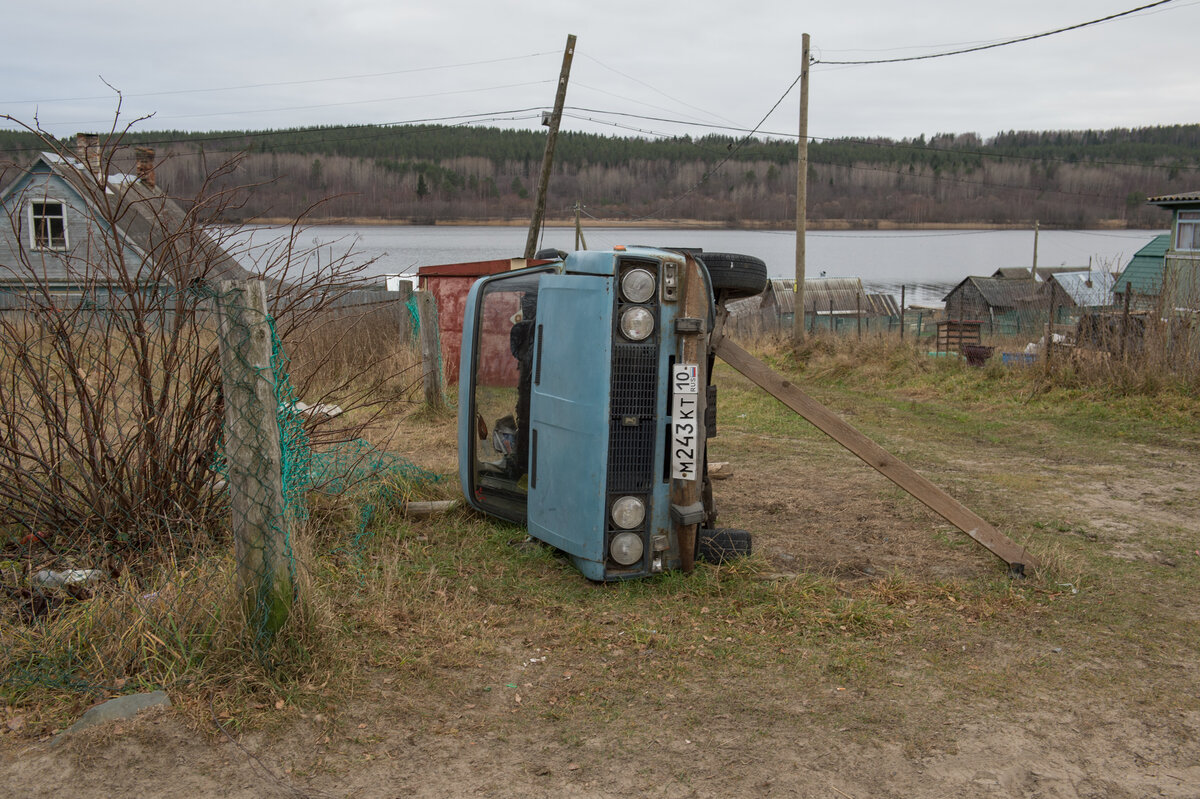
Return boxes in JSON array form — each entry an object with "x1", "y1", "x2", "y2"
[
  {"x1": 611, "y1": 496, "x2": 646, "y2": 529},
  {"x1": 610, "y1": 531, "x2": 644, "y2": 566},
  {"x1": 619, "y1": 306, "x2": 654, "y2": 341},
  {"x1": 620, "y1": 268, "x2": 656, "y2": 303}
]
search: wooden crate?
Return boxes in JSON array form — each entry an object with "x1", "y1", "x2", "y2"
[{"x1": 935, "y1": 320, "x2": 982, "y2": 354}]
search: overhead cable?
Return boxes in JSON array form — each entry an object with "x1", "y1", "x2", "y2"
[{"x1": 815, "y1": 0, "x2": 1178, "y2": 65}]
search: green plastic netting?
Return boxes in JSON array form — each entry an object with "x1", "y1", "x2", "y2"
[{"x1": 1, "y1": 280, "x2": 440, "y2": 700}]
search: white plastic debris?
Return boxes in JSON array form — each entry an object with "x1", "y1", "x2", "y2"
[
  {"x1": 289, "y1": 400, "x2": 344, "y2": 419},
  {"x1": 32, "y1": 569, "x2": 104, "y2": 589}
]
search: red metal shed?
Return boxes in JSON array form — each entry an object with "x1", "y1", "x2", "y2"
[{"x1": 417, "y1": 257, "x2": 553, "y2": 384}]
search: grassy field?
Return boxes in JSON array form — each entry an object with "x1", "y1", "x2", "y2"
[{"x1": 4, "y1": 333, "x2": 1199, "y2": 798}]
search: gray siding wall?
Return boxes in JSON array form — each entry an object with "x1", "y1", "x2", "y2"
[{"x1": 0, "y1": 163, "x2": 143, "y2": 288}]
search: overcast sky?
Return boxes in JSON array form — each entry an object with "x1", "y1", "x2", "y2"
[{"x1": 2, "y1": 0, "x2": 1197, "y2": 144}]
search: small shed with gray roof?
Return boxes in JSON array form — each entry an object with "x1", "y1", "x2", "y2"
[
  {"x1": 941, "y1": 276, "x2": 1041, "y2": 320},
  {"x1": 1043, "y1": 270, "x2": 1116, "y2": 309}
]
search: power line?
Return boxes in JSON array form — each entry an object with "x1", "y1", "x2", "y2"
[
  {"x1": 0, "y1": 109, "x2": 549, "y2": 155},
  {"x1": 578, "y1": 54, "x2": 742, "y2": 128},
  {"x1": 622, "y1": 72, "x2": 804, "y2": 223},
  {"x1": 559, "y1": 114, "x2": 1167, "y2": 212},
  {"x1": 39, "y1": 81, "x2": 554, "y2": 128},
  {"x1": 562, "y1": 106, "x2": 1200, "y2": 173},
  {"x1": 0, "y1": 51, "x2": 559, "y2": 105},
  {"x1": 570, "y1": 82, "x2": 733, "y2": 131},
  {"x1": 814, "y1": 0, "x2": 1178, "y2": 65},
  {"x1": 7, "y1": 102, "x2": 1195, "y2": 182}
]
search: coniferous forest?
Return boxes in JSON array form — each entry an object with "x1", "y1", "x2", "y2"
[{"x1": 2, "y1": 123, "x2": 1197, "y2": 227}]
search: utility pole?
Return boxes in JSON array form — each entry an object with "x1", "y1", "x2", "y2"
[
  {"x1": 574, "y1": 201, "x2": 588, "y2": 251},
  {"x1": 792, "y1": 33, "x2": 811, "y2": 345},
  {"x1": 524, "y1": 34, "x2": 576, "y2": 260},
  {"x1": 1031, "y1": 219, "x2": 1039, "y2": 283}
]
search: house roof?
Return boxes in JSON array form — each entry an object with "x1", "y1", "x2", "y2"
[
  {"x1": 1047, "y1": 270, "x2": 1116, "y2": 308},
  {"x1": 991, "y1": 266, "x2": 1088, "y2": 281},
  {"x1": 1147, "y1": 191, "x2": 1200, "y2": 208},
  {"x1": 943, "y1": 276, "x2": 1041, "y2": 308},
  {"x1": 866, "y1": 293, "x2": 900, "y2": 316},
  {"x1": 727, "y1": 277, "x2": 889, "y2": 318},
  {"x1": 0, "y1": 151, "x2": 248, "y2": 286},
  {"x1": 1114, "y1": 233, "x2": 1171, "y2": 295},
  {"x1": 794, "y1": 277, "x2": 868, "y2": 315}
]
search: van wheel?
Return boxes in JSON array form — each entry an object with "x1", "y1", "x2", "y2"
[
  {"x1": 697, "y1": 528, "x2": 752, "y2": 564},
  {"x1": 696, "y1": 252, "x2": 768, "y2": 300}
]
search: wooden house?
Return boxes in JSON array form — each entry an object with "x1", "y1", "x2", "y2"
[
  {"x1": 1140, "y1": 192, "x2": 1200, "y2": 310},
  {"x1": 0, "y1": 135, "x2": 247, "y2": 311}
]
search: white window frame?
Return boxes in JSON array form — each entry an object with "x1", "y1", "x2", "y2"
[
  {"x1": 27, "y1": 199, "x2": 69, "y2": 251},
  {"x1": 1176, "y1": 210, "x2": 1200, "y2": 252}
]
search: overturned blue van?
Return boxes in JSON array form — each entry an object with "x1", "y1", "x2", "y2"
[{"x1": 457, "y1": 247, "x2": 767, "y2": 581}]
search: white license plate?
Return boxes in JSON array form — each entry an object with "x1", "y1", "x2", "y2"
[{"x1": 671, "y1": 363, "x2": 700, "y2": 481}]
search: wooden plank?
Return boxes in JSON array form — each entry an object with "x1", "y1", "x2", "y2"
[
  {"x1": 714, "y1": 337, "x2": 1037, "y2": 572},
  {"x1": 404, "y1": 499, "x2": 459, "y2": 517},
  {"x1": 670, "y1": 254, "x2": 710, "y2": 572}
]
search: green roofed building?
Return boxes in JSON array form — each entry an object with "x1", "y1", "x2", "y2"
[
  {"x1": 1114, "y1": 234, "x2": 1171, "y2": 296},
  {"x1": 1119, "y1": 191, "x2": 1200, "y2": 311}
]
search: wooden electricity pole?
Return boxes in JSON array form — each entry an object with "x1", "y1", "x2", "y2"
[
  {"x1": 574, "y1": 201, "x2": 588, "y2": 251},
  {"x1": 792, "y1": 33, "x2": 811, "y2": 345},
  {"x1": 1031, "y1": 219, "x2": 1040, "y2": 283},
  {"x1": 524, "y1": 34, "x2": 576, "y2": 260}
]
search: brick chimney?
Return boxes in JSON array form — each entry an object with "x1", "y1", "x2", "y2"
[
  {"x1": 135, "y1": 147, "x2": 156, "y2": 189},
  {"x1": 75, "y1": 133, "x2": 101, "y2": 177}
]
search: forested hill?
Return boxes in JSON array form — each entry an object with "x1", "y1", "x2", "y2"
[{"x1": 2, "y1": 123, "x2": 1197, "y2": 227}]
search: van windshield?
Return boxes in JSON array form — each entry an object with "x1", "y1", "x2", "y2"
[{"x1": 467, "y1": 270, "x2": 543, "y2": 522}]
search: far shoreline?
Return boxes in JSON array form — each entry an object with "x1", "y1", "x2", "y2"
[{"x1": 242, "y1": 216, "x2": 1149, "y2": 232}]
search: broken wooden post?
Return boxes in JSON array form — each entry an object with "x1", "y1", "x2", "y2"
[
  {"x1": 416, "y1": 290, "x2": 445, "y2": 410},
  {"x1": 215, "y1": 279, "x2": 294, "y2": 642}
]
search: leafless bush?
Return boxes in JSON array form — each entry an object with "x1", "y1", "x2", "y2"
[{"x1": 0, "y1": 120, "x2": 416, "y2": 561}]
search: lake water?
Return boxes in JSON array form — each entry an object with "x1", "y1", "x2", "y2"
[{"x1": 244, "y1": 224, "x2": 1166, "y2": 307}]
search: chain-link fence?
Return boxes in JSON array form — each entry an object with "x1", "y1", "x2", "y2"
[
  {"x1": 0, "y1": 277, "x2": 441, "y2": 704},
  {"x1": 726, "y1": 278, "x2": 1199, "y2": 369}
]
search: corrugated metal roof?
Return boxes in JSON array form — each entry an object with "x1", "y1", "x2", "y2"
[
  {"x1": 943, "y1": 276, "x2": 1041, "y2": 308},
  {"x1": 1114, "y1": 234, "x2": 1170, "y2": 295},
  {"x1": 796, "y1": 277, "x2": 866, "y2": 315},
  {"x1": 1048, "y1": 270, "x2": 1116, "y2": 308},
  {"x1": 1148, "y1": 191, "x2": 1200, "y2": 206},
  {"x1": 991, "y1": 266, "x2": 1088, "y2": 281},
  {"x1": 866, "y1": 293, "x2": 900, "y2": 316},
  {"x1": 724, "y1": 293, "x2": 764, "y2": 317},
  {"x1": 729, "y1": 277, "x2": 896, "y2": 317}
]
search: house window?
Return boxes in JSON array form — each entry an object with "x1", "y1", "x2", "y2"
[
  {"x1": 1177, "y1": 211, "x2": 1200, "y2": 252},
  {"x1": 30, "y1": 201, "x2": 68, "y2": 250}
]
